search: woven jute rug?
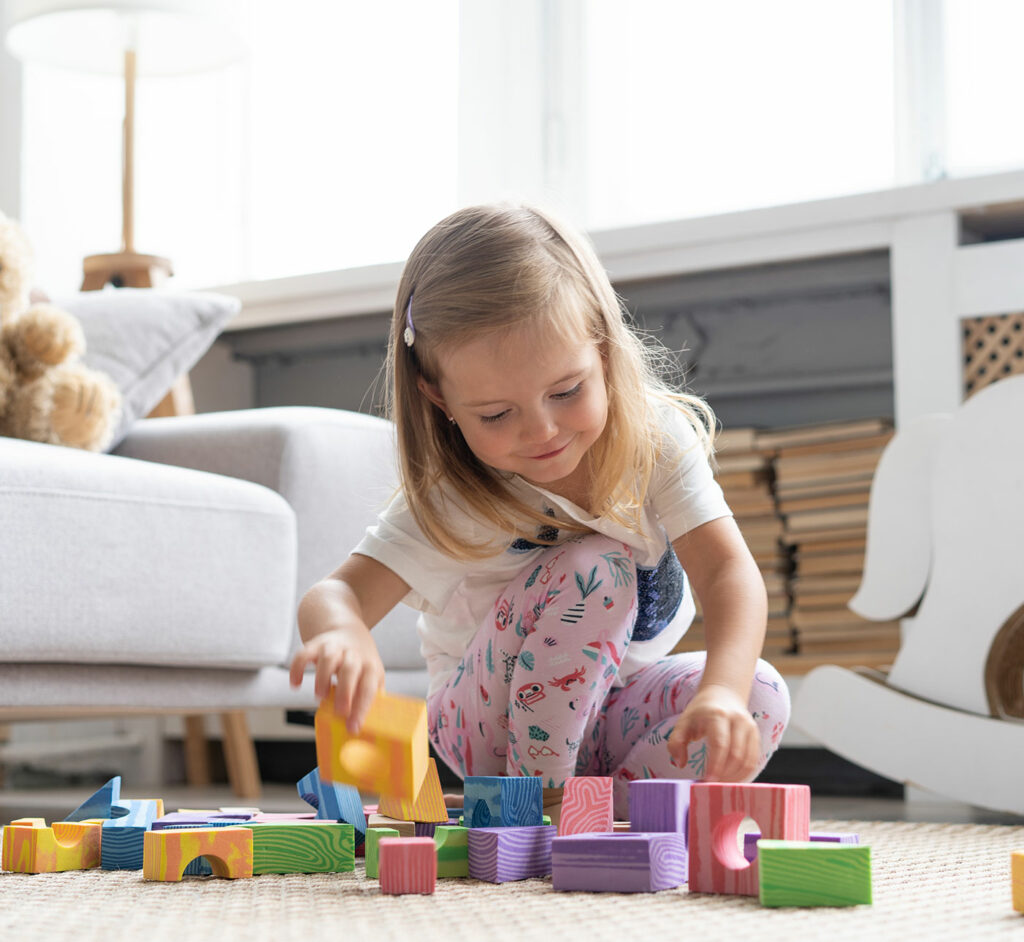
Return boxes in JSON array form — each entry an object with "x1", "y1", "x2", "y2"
[{"x1": 2, "y1": 819, "x2": 1023, "y2": 941}]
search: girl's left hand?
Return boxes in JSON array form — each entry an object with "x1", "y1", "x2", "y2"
[{"x1": 666, "y1": 683, "x2": 761, "y2": 782}]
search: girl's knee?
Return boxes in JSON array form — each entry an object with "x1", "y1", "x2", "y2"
[{"x1": 751, "y1": 659, "x2": 791, "y2": 719}]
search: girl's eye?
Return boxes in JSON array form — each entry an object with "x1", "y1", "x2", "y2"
[
  {"x1": 552, "y1": 382, "x2": 582, "y2": 400},
  {"x1": 480, "y1": 410, "x2": 510, "y2": 424}
]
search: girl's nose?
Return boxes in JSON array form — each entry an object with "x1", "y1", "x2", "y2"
[{"x1": 522, "y1": 407, "x2": 558, "y2": 444}]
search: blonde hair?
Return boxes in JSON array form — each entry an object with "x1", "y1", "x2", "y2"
[{"x1": 386, "y1": 202, "x2": 715, "y2": 560}]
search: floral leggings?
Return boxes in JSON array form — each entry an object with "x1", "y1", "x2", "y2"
[{"x1": 427, "y1": 534, "x2": 791, "y2": 818}]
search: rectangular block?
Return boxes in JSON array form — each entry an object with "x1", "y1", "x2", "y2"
[
  {"x1": 559, "y1": 776, "x2": 614, "y2": 836},
  {"x1": 743, "y1": 829, "x2": 860, "y2": 863},
  {"x1": 552, "y1": 832, "x2": 687, "y2": 892},
  {"x1": 434, "y1": 825, "x2": 469, "y2": 878},
  {"x1": 2, "y1": 821, "x2": 101, "y2": 873},
  {"x1": 365, "y1": 827, "x2": 400, "y2": 879},
  {"x1": 242, "y1": 822, "x2": 355, "y2": 874},
  {"x1": 688, "y1": 782, "x2": 810, "y2": 897},
  {"x1": 367, "y1": 814, "x2": 416, "y2": 837},
  {"x1": 378, "y1": 837, "x2": 437, "y2": 894},
  {"x1": 1014, "y1": 851, "x2": 1024, "y2": 914},
  {"x1": 757, "y1": 840, "x2": 872, "y2": 907},
  {"x1": 101, "y1": 799, "x2": 164, "y2": 870},
  {"x1": 464, "y1": 776, "x2": 543, "y2": 828},
  {"x1": 315, "y1": 690, "x2": 429, "y2": 802},
  {"x1": 629, "y1": 779, "x2": 692, "y2": 834},
  {"x1": 467, "y1": 825, "x2": 555, "y2": 883}
]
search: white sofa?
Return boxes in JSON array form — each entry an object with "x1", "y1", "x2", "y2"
[{"x1": 0, "y1": 407, "x2": 428, "y2": 790}]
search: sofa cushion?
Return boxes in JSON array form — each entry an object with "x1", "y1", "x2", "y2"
[
  {"x1": 0, "y1": 437, "x2": 296, "y2": 669},
  {"x1": 53, "y1": 288, "x2": 239, "y2": 450}
]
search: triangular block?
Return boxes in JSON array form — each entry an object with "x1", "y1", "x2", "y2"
[
  {"x1": 378, "y1": 758, "x2": 448, "y2": 822},
  {"x1": 63, "y1": 776, "x2": 121, "y2": 822},
  {"x1": 297, "y1": 768, "x2": 367, "y2": 835}
]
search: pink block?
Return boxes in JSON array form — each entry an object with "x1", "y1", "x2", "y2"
[
  {"x1": 378, "y1": 837, "x2": 437, "y2": 895},
  {"x1": 558, "y1": 777, "x2": 614, "y2": 836},
  {"x1": 687, "y1": 782, "x2": 810, "y2": 897}
]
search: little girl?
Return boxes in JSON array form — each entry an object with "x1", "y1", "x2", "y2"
[{"x1": 290, "y1": 203, "x2": 790, "y2": 818}]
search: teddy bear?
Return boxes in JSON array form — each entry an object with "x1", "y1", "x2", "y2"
[{"x1": 0, "y1": 211, "x2": 122, "y2": 452}]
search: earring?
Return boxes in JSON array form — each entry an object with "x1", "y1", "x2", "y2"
[{"x1": 447, "y1": 415, "x2": 456, "y2": 425}]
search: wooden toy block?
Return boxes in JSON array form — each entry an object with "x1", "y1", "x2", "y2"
[
  {"x1": 688, "y1": 782, "x2": 810, "y2": 897},
  {"x1": 378, "y1": 837, "x2": 437, "y2": 895},
  {"x1": 551, "y1": 832, "x2": 688, "y2": 892},
  {"x1": 466, "y1": 825, "x2": 555, "y2": 883},
  {"x1": 377, "y1": 758, "x2": 448, "y2": 823},
  {"x1": 142, "y1": 827, "x2": 254, "y2": 881},
  {"x1": 558, "y1": 776, "x2": 614, "y2": 836},
  {"x1": 757, "y1": 840, "x2": 872, "y2": 907},
  {"x1": 63, "y1": 776, "x2": 120, "y2": 822},
  {"x1": 241, "y1": 822, "x2": 355, "y2": 874},
  {"x1": 464, "y1": 775, "x2": 543, "y2": 828},
  {"x1": 101, "y1": 799, "x2": 164, "y2": 870},
  {"x1": 1013, "y1": 851, "x2": 1024, "y2": 913},
  {"x1": 364, "y1": 826, "x2": 399, "y2": 878},
  {"x1": 2, "y1": 821, "x2": 101, "y2": 873},
  {"x1": 367, "y1": 813, "x2": 416, "y2": 837},
  {"x1": 629, "y1": 778, "x2": 692, "y2": 834},
  {"x1": 743, "y1": 829, "x2": 860, "y2": 863},
  {"x1": 434, "y1": 825, "x2": 469, "y2": 878},
  {"x1": 297, "y1": 767, "x2": 367, "y2": 836},
  {"x1": 315, "y1": 688, "x2": 429, "y2": 802}
]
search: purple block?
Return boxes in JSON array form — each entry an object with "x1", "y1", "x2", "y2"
[
  {"x1": 466, "y1": 825, "x2": 555, "y2": 883},
  {"x1": 628, "y1": 779, "x2": 692, "y2": 834},
  {"x1": 414, "y1": 815, "x2": 461, "y2": 838},
  {"x1": 743, "y1": 829, "x2": 860, "y2": 862},
  {"x1": 552, "y1": 832, "x2": 688, "y2": 892}
]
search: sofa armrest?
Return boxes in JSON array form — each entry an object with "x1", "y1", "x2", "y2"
[{"x1": 114, "y1": 408, "x2": 424, "y2": 672}]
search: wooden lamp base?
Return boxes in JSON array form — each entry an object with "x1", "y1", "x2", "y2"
[{"x1": 81, "y1": 251, "x2": 173, "y2": 290}]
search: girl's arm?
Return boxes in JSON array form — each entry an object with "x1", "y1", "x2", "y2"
[
  {"x1": 667, "y1": 516, "x2": 768, "y2": 781},
  {"x1": 288, "y1": 553, "x2": 411, "y2": 733}
]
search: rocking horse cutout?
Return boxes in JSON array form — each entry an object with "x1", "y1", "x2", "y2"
[{"x1": 794, "y1": 373, "x2": 1024, "y2": 815}]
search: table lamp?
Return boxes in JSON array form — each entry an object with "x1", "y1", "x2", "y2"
[{"x1": 4, "y1": 0, "x2": 244, "y2": 290}]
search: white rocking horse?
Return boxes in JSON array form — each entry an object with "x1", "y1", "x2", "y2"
[{"x1": 793, "y1": 373, "x2": 1024, "y2": 815}]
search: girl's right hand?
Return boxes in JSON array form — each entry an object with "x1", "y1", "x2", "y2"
[{"x1": 288, "y1": 622, "x2": 386, "y2": 734}]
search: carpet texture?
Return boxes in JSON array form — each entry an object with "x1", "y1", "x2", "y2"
[{"x1": 2, "y1": 819, "x2": 1022, "y2": 941}]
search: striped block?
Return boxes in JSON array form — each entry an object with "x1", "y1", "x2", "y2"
[
  {"x1": 434, "y1": 825, "x2": 469, "y2": 878},
  {"x1": 629, "y1": 779, "x2": 692, "y2": 834},
  {"x1": 152, "y1": 812, "x2": 253, "y2": 830},
  {"x1": 378, "y1": 837, "x2": 437, "y2": 894},
  {"x1": 464, "y1": 776, "x2": 543, "y2": 828},
  {"x1": 558, "y1": 777, "x2": 614, "y2": 836},
  {"x1": 365, "y1": 827, "x2": 400, "y2": 879},
  {"x1": 142, "y1": 827, "x2": 254, "y2": 881},
  {"x1": 467, "y1": 825, "x2": 555, "y2": 883},
  {"x1": 241, "y1": 822, "x2": 355, "y2": 874},
  {"x1": 378, "y1": 758, "x2": 448, "y2": 823},
  {"x1": 1014, "y1": 851, "x2": 1024, "y2": 913},
  {"x1": 101, "y1": 799, "x2": 164, "y2": 870},
  {"x1": 1, "y1": 821, "x2": 101, "y2": 873},
  {"x1": 315, "y1": 689, "x2": 429, "y2": 802},
  {"x1": 688, "y1": 782, "x2": 810, "y2": 897},
  {"x1": 296, "y1": 768, "x2": 367, "y2": 839},
  {"x1": 551, "y1": 832, "x2": 688, "y2": 892},
  {"x1": 63, "y1": 777, "x2": 120, "y2": 822},
  {"x1": 743, "y1": 830, "x2": 860, "y2": 863},
  {"x1": 757, "y1": 840, "x2": 872, "y2": 906}
]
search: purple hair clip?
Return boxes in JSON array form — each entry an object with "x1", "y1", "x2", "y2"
[{"x1": 403, "y1": 295, "x2": 415, "y2": 347}]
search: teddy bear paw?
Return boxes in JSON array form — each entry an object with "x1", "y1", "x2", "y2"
[{"x1": 48, "y1": 367, "x2": 122, "y2": 451}]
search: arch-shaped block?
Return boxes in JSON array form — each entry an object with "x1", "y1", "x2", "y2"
[
  {"x1": 687, "y1": 782, "x2": 810, "y2": 896},
  {"x1": 1, "y1": 821, "x2": 101, "y2": 873},
  {"x1": 142, "y1": 827, "x2": 253, "y2": 881}
]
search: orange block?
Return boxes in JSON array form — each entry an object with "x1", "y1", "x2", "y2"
[
  {"x1": 687, "y1": 782, "x2": 810, "y2": 897},
  {"x1": 1013, "y1": 851, "x2": 1024, "y2": 913},
  {"x1": 1, "y1": 821, "x2": 101, "y2": 873},
  {"x1": 315, "y1": 689, "x2": 429, "y2": 802},
  {"x1": 143, "y1": 827, "x2": 254, "y2": 881},
  {"x1": 377, "y1": 758, "x2": 448, "y2": 822}
]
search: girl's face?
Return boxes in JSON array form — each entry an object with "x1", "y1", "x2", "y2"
[{"x1": 421, "y1": 326, "x2": 608, "y2": 502}]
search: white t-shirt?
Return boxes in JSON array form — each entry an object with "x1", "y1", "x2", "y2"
[{"x1": 354, "y1": 403, "x2": 732, "y2": 696}]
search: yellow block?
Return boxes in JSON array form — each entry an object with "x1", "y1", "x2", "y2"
[
  {"x1": 1013, "y1": 851, "x2": 1024, "y2": 913},
  {"x1": 377, "y1": 758, "x2": 448, "y2": 822},
  {"x1": 315, "y1": 689, "x2": 429, "y2": 802},
  {"x1": 1, "y1": 821, "x2": 101, "y2": 873},
  {"x1": 143, "y1": 827, "x2": 254, "y2": 881}
]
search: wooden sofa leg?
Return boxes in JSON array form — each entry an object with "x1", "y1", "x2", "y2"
[
  {"x1": 183, "y1": 715, "x2": 212, "y2": 786},
  {"x1": 221, "y1": 711, "x2": 262, "y2": 800}
]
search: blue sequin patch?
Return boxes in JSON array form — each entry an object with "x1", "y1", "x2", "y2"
[{"x1": 633, "y1": 543, "x2": 685, "y2": 641}]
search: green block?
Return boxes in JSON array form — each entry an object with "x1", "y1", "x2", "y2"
[
  {"x1": 757, "y1": 840, "x2": 872, "y2": 907},
  {"x1": 241, "y1": 823, "x2": 355, "y2": 874},
  {"x1": 434, "y1": 825, "x2": 469, "y2": 878},
  {"x1": 365, "y1": 827, "x2": 399, "y2": 879}
]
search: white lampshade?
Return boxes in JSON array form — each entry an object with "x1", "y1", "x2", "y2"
[{"x1": 4, "y1": 0, "x2": 245, "y2": 75}]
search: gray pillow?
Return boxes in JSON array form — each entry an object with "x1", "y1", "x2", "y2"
[{"x1": 52, "y1": 288, "x2": 240, "y2": 450}]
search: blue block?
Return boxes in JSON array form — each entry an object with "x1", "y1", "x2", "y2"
[
  {"x1": 63, "y1": 776, "x2": 121, "y2": 822},
  {"x1": 297, "y1": 768, "x2": 367, "y2": 841},
  {"x1": 101, "y1": 799, "x2": 163, "y2": 870},
  {"x1": 464, "y1": 776, "x2": 543, "y2": 828}
]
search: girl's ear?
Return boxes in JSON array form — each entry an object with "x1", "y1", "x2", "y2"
[{"x1": 417, "y1": 376, "x2": 448, "y2": 413}]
